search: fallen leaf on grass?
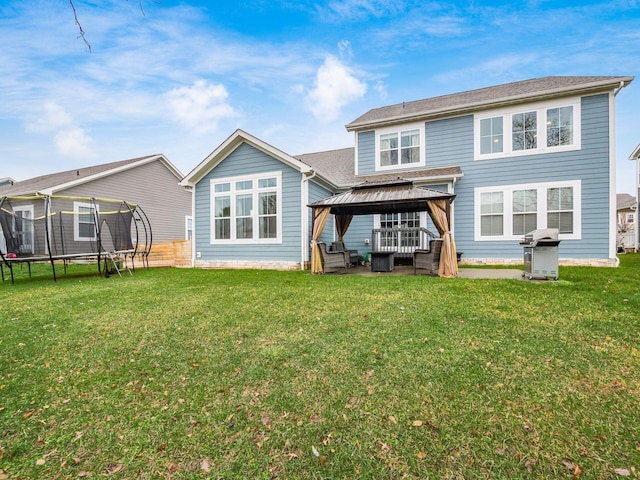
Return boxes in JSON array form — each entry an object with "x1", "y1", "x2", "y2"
[
  {"x1": 416, "y1": 452, "x2": 427, "y2": 459},
  {"x1": 412, "y1": 420, "x2": 423, "y2": 427},
  {"x1": 614, "y1": 468, "x2": 630, "y2": 477},
  {"x1": 36, "y1": 458, "x2": 45, "y2": 466},
  {"x1": 23, "y1": 410, "x2": 34, "y2": 419},
  {"x1": 77, "y1": 472, "x2": 93, "y2": 478},
  {"x1": 201, "y1": 459, "x2": 211, "y2": 473},
  {"x1": 389, "y1": 415, "x2": 397, "y2": 424},
  {"x1": 104, "y1": 464, "x2": 123, "y2": 475}
]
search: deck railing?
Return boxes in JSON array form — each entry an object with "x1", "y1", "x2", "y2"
[{"x1": 371, "y1": 227, "x2": 438, "y2": 258}]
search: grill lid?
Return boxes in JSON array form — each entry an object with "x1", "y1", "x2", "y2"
[{"x1": 520, "y1": 228, "x2": 560, "y2": 247}]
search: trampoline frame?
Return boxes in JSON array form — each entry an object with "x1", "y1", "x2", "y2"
[{"x1": 0, "y1": 194, "x2": 152, "y2": 284}]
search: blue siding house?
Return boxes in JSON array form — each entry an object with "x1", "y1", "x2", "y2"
[{"x1": 181, "y1": 76, "x2": 633, "y2": 270}]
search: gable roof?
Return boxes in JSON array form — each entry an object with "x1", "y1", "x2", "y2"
[
  {"x1": 0, "y1": 154, "x2": 183, "y2": 197},
  {"x1": 617, "y1": 193, "x2": 636, "y2": 211},
  {"x1": 346, "y1": 75, "x2": 634, "y2": 131},
  {"x1": 180, "y1": 129, "x2": 313, "y2": 187}
]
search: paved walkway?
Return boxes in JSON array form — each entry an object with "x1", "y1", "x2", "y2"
[{"x1": 346, "y1": 265, "x2": 524, "y2": 279}]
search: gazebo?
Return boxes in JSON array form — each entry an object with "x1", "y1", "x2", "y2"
[{"x1": 308, "y1": 179, "x2": 458, "y2": 277}]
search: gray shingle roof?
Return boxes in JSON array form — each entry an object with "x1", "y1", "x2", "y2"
[
  {"x1": 295, "y1": 148, "x2": 356, "y2": 187},
  {"x1": 617, "y1": 193, "x2": 636, "y2": 210},
  {"x1": 295, "y1": 148, "x2": 462, "y2": 188},
  {"x1": 346, "y1": 76, "x2": 633, "y2": 131},
  {"x1": 0, "y1": 155, "x2": 162, "y2": 196}
]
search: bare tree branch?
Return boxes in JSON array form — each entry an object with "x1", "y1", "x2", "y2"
[
  {"x1": 69, "y1": 0, "x2": 156, "y2": 52},
  {"x1": 69, "y1": 0, "x2": 91, "y2": 52}
]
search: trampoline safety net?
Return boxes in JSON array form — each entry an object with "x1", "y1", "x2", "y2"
[{"x1": 0, "y1": 194, "x2": 152, "y2": 283}]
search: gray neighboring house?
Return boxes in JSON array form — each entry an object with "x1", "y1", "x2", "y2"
[
  {"x1": 629, "y1": 144, "x2": 640, "y2": 251},
  {"x1": 616, "y1": 193, "x2": 636, "y2": 251},
  {"x1": 182, "y1": 75, "x2": 634, "y2": 270},
  {"x1": 0, "y1": 155, "x2": 192, "y2": 264}
]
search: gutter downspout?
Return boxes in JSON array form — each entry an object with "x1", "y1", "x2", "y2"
[{"x1": 301, "y1": 170, "x2": 317, "y2": 270}]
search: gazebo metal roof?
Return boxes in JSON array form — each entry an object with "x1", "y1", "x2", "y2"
[{"x1": 308, "y1": 179, "x2": 455, "y2": 216}]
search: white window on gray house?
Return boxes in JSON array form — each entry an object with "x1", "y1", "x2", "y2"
[
  {"x1": 547, "y1": 186, "x2": 574, "y2": 234},
  {"x1": 480, "y1": 117, "x2": 503, "y2": 154},
  {"x1": 475, "y1": 181, "x2": 580, "y2": 241},
  {"x1": 546, "y1": 106, "x2": 573, "y2": 147},
  {"x1": 475, "y1": 99, "x2": 580, "y2": 160},
  {"x1": 512, "y1": 189, "x2": 537, "y2": 235},
  {"x1": 74, "y1": 201, "x2": 97, "y2": 241},
  {"x1": 376, "y1": 124, "x2": 424, "y2": 170},
  {"x1": 480, "y1": 191, "x2": 504, "y2": 236},
  {"x1": 13, "y1": 205, "x2": 34, "y2": 254},
  {"x1": 185, "y1": 216, "x2": 193, "y2": 240},
  {"x1": 210, "y1": 172, "x2": 281, "y2": 244},
  {"x1": 380, "y1": 129, "x2": 420, "y2": 166},
  {"x1": 627, "y1": 213, "x2": 635, "y2": 224},
  {"x1": 512, "y1": 111, "x2": 537, "y2": 151},
  {"x1": 213, "y1": 183, "x2": 231, "y2": 240}
]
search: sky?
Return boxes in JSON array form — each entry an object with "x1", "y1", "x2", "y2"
[{"x1": 1, "y1": 0, "x2": 639, "y2": 194}]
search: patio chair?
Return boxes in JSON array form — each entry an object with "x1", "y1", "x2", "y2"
[
  {"x1": 331, "y1": 240, "x2": 359, "y2": 266},
  {"x1": 413, "y1": 238, "x2": 443, "y2": 276},
  {"x1": 318, "y1": 242, "x2": 349, "y2": 273}
]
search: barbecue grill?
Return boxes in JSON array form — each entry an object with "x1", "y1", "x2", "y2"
[{"x1": 520, "y1": 228, "x2": 561, "y2": 280}]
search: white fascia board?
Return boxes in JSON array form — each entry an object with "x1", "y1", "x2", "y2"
[
  {"x1": 40, "y1": 154, "x2": 172, "y2": 196},
  {"x1": 180, "y1": 129, "x2": 312, "y2": 187},
  {"x1": 629, "y1": 144, "x2": 640, "y2": 160}
]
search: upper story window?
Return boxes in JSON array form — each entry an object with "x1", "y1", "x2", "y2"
[
  {"x1": 474, "y1": 180, "x2": 581, "y2": 241},
  {"x1": 211, "y1": 171, "x2": 282, "y2": 244},
  {"x1": 375, "y1": 122, "x2": 425, "y2": 171},
  {"x1": 475, "y1": 98, "x2": 580, "y2": 160}
]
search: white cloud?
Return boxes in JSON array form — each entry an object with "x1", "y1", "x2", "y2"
[
  {"x1": 27, "y1": 102, "x2": 73, "y2": 133},
  {"x1": 165, "y1": 80, "x2": 237, "y2": 135},
  {"x1": 305, "y1": 55, "x2": 367, "y2": 122},
  {"x1": 319, "y1": 0, "x2": 406, "y2": 21},
  {"x1": 54, "y1": 127, "x2": 96, "y2": 159},
  {"x1": 24, "y1": 102, "x2": 97, "y2": 159}
]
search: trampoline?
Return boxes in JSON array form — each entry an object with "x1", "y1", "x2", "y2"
[{"x1": 0, "y1": 194, "x2": 152, "y2": 284}]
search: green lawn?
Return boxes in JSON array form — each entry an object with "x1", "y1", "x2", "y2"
[{"x1": 1, "y1": 256, "x2": 639, "y2": 479}]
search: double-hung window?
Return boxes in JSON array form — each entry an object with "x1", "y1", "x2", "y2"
[
  {"x1": 211, "y1": 172, "x2": 281, "y2": 244},
  {"x1": 74, "y1": 201, "x2": 97, "y2": 242},
  {"x1": 474, "y1": 181, "x2": 581, "y2": 241},
  {"x1": 475, "y1": 98, "x2": 580, "y2": 159},
  {"x1": 13, "y1": 205, "x2": 34, "y2": 254},
  {"x1": 376, "y1": 122, "x2": 425, "y2": 170}
]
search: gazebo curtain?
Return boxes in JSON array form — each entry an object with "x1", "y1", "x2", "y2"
[
  {"x1": 427, "y1": 199, "x2": 458, "y2": 278},
  {"x1": 335, "y1": 214, "x2": 353, "y2": 242},
  {"x1": 310, "y1": 207, "x2": 331, "y2": 273}
]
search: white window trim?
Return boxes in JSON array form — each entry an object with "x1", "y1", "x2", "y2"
[
  {"x1": 474, "y1": 180, "x2": 582, "y2": 241},
  {"x1": 73, "y1": 201, "x2": 98, "y2": 242},
  {"x1": 210, "y1": 171, "x2": 282, "y2": 245},
  {"x1": 374, "y1": 121, "x2": 426, "y2": 171},
  {"x1": 185, "y1": 215, "x2": 193, "y2": 240},
  {"x1": 474, "y1": 97, "x2": 581, "y2": 161},
  {"x1": 13, "y1": 205, "x2": 35, "y2": 254},
  {"x1": 373, "y1": 211, "x2": 429, "y2": 229}
]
